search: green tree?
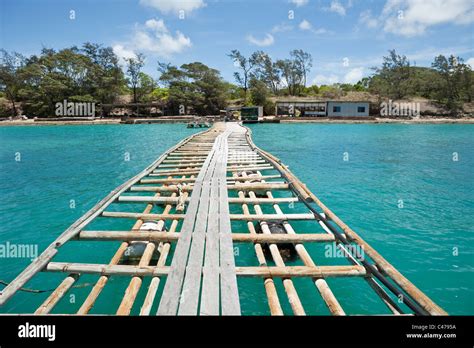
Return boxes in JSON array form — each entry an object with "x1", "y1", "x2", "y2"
[
  {"x1": 249, "y1": 78, "x2": 268, "y2": 106},
  {"x1": 18, "y1": 48, "x2": 91, "y2": 116},
  {"x1": 126, "y1": 53, "x2": 145, "y2": 103},
  {"x1": 148, "y1": 86, "x2": 169, "y2": 102},
  {"x1": 0, "y1": 50, "x2": 26, "y2": 116},
  {"x1": 158, "y1": 61, "x2": 228, "y2": 115},
  {"x1": 135, "y1": 72, "x2": 156, "y2": 102},
  {"x1": 228, "y1": 50, "x2": 259, "y2": 99},
  {"x1": 275, "y1": 59, "x2": 299, "y2": 96},
  {"x1": 249, "y1": 78, "x2": 274, "y2": 115},
  {"x1": 252, "y1": 51, "x2": 281, "y2": 94},
  {"x1": 371, "y1": 50, "x2": 411, "y2": 99},
  {"x1": 290, "y1": 49, "x2": 312, "y2": 93},
  {"x1": 81, "y1": 43, "x2": 125, "y2": 107},
  {"x1": 11, "y1": 45, "x2": 125, "y2": 117},
  {"x1": 432, "y1": 55, "x2": 472, "y2": 114}
]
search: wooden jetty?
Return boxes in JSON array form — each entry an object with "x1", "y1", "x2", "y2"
[{"x1": 0, "y1": 122, "x2": 446, "y2": 315}]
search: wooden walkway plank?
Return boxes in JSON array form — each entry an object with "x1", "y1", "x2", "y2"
[
  {"x1": 177, "y1": 137, "x2": 222, "y2": 315},
  {"x1": 199, "y1": 179, "x2": 220, "y2": 315},
  {"x1": 157, "y1": 136, "x2": 218, "y2": 315},
  {"x1": 176, "y1": 180, "x2": 211, "y2": 315},
  {"x1": 217, "y1": 131, "x2": 241, "y2": 315},
  {"x1": 219, "y1": 178, "x2": 241, "y2": 315}
]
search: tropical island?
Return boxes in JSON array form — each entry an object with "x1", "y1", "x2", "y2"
[{"x1": 1, "y1": 45, "x2": 473, "y2": 125}]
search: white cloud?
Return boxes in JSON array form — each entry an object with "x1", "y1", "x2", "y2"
[
  {"x1": 406, "y1": 46, "x2": 474, "y2": 62},
  {"x1": 271, "y1": 23, "x2": 294, "y2": 33},
  {"x1": 298, "y1": 19, "x2": 329, "y2": 35},
  {"x1": 290, "y1": 0, "x2": 309, "y2": 7},
  {"x1": 112, "y1": 44, "x2": 137, "y2": 66},
  {"x1": 139, "y1": 0, "x2": 206, "y2": 14},
  {"x1": 246, "y1": 33, "x2": 275, "y2": 47},
  {"x1": 382, "y1": 0, "x2": 474, "y2": 37},
  {"x1": 467, "y1": 57, "x2": 474, "y2": 69},
  {"x1": 312, "y1": 74, "x2": 340, "y2": 85},
  {"x1": 312, "y1": 67, "x2": 365, "y2": 86},
  {"x1": 326, "y1": 1, "x2": 346, "y2": 16},
  {"x1": 114, "y1": 18, "x2": 191, "y2": 60},
  {"x1": 299, "y1": 19, "x2": 312, "y2": 30},
  {"x1": 343, "y1": 67, "x2": 364, "y2": 83},
  {"x1": 359, "y1": 10, "x2": 378, "y2": 28},
  {"x1": 145, "y1": 18, "x2": 167, "y2": 32}
]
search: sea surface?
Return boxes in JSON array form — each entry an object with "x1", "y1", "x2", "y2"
[{"x1": 0, "y1": 123, "x2": 472, "y2": 315}]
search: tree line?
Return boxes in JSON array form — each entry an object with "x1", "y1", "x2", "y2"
[
  {"x1": 369, "y1": 50, "x2": 473, "y2": 114},
  {"x1": 229, "y1": 48, "x2": 473, "y2": 115},
  {"x1": 1, "y1": 43, "x2": 472, "y2": 117},
  {"x1": 0, "y1": 44, "x2": 125, "y2": 117}
]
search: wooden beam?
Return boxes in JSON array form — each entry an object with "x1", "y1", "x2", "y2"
[
  {"x1": 151, "y1": 166, "x2": 274, "y2": 176},
  {"x1": 0, "y1": 128, "x2": 210, "y2": 307},
  {"x1": 129, "y1": 183, "x2": 288, "y2": 192},
  {"x1": 100, "y1": 211, "x2": 314, "y2": 221},
  {"x1": 35, "y1": 274, "x2": 79, "y2": 314},
  {"x1": 244, "y1": 124, "x2": 447, "y2": 315},
  {"x1": 141, "y1": 174, "x2": 281, "y2": 183},
  {"x1": 117, "y1": 196, "x2": 299, "y2": 204},
  {"x1": 46, "y1": 262, "x2": 171, "y2": 276},
  {"x1": 235, "y1": 266, "x2": 366, "y2": 278},
  {"x1": 78, "y1": 231, "x2": 334, "y2": 243},
  {"x1": 45, "y1": 263, "x2": 365, "y2": 278},
  {"x1": 229, "y1": 213, "x2": 315, "y2": 221},
  {"x1": 101, "y1": 212, "x2": 185, "y2": 220}
]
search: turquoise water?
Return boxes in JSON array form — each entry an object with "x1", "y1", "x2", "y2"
[{"x1": 0, "y1": 123, "x2": 473, "y2": 315}]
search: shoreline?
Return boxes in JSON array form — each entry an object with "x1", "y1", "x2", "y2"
[
  {"x1": 1, "y1": 117, "x2": 473, "y2": 126},
  {"x1": 279, "y1": 117, "x2": 474, "y2": 124}
]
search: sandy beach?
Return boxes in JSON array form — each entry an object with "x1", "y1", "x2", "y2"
[{"x1": 0, "y1": 118, "x2": 122, "y2": 126}]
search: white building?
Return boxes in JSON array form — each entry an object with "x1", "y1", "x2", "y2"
[
  {"x1": 275, "y1": 100, "x2": 370, "y2": 117},
  {"x1": 326, "y1": 101, "x2": 369, "y2": 117}
]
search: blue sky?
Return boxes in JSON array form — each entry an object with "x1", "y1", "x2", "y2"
[{"x1": 1, "y1": 0, "x2": 473, "y2": 85}]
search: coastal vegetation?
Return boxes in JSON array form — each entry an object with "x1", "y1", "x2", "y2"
[{"x1": 0, "y1": 44, "x2": 472, "y2": 117}]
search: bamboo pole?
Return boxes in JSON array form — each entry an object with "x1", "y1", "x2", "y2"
[
  {"x1": 0, "y1": 128, "x2": 211, "y2": 307},
  {"x1": 246, "y1": 168, "x2": 346, "y2": 316},
  {"x1": 76, "y1": 190, "x2": 163, "y2": 314},
  {"x1": 246, "y1": 186, "x2": 306, "y2": 315},
  {"x1": 132, "y1": 183, "x2": 286, "y2": 191},
  {"x1": 266, "y1": 191, "x2": 345, "y2": 315},
  {"x1": 243, "y1": 125, "x2": 447, "y2": 316},
  {"x1": 101, "y1": 211, "x2": 315, "y2": 221},
  {"x1": 117, "y1": 196, "x2": 299, "y2": 204},
  {"x1": 235, "y1": 266, "x2": 366, "y2": 277},
  {"x1": 116, "y1": 191, "x2": 178, "y2": 315},
  {"x1": 35, "y1": 274, "x2": 79, "y2": 314},
  {"x1": 77, "y1": 231, "x2": 335, "y2": 243},
  {"x1": 143, "y1": 174, "x2": 281, "y2": 182},
  {"x1": 232, "y1": 173, "x2": 283, "y2": 315},
  {"x1": 46, "y1": 263, "x2": 363, "y2": 278},
  {"x1": 151, "y1": 166, "x2": 275, "y2": 176},
  {"x1": 159, "y1": 160, "x2": 265, "y2": 167},
  {"x1": 4, "y1": 122, "x2": 446, "y2": 316},
  {"x1": 140, "y1": 220, "x2": 179, "y2": 315}
]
